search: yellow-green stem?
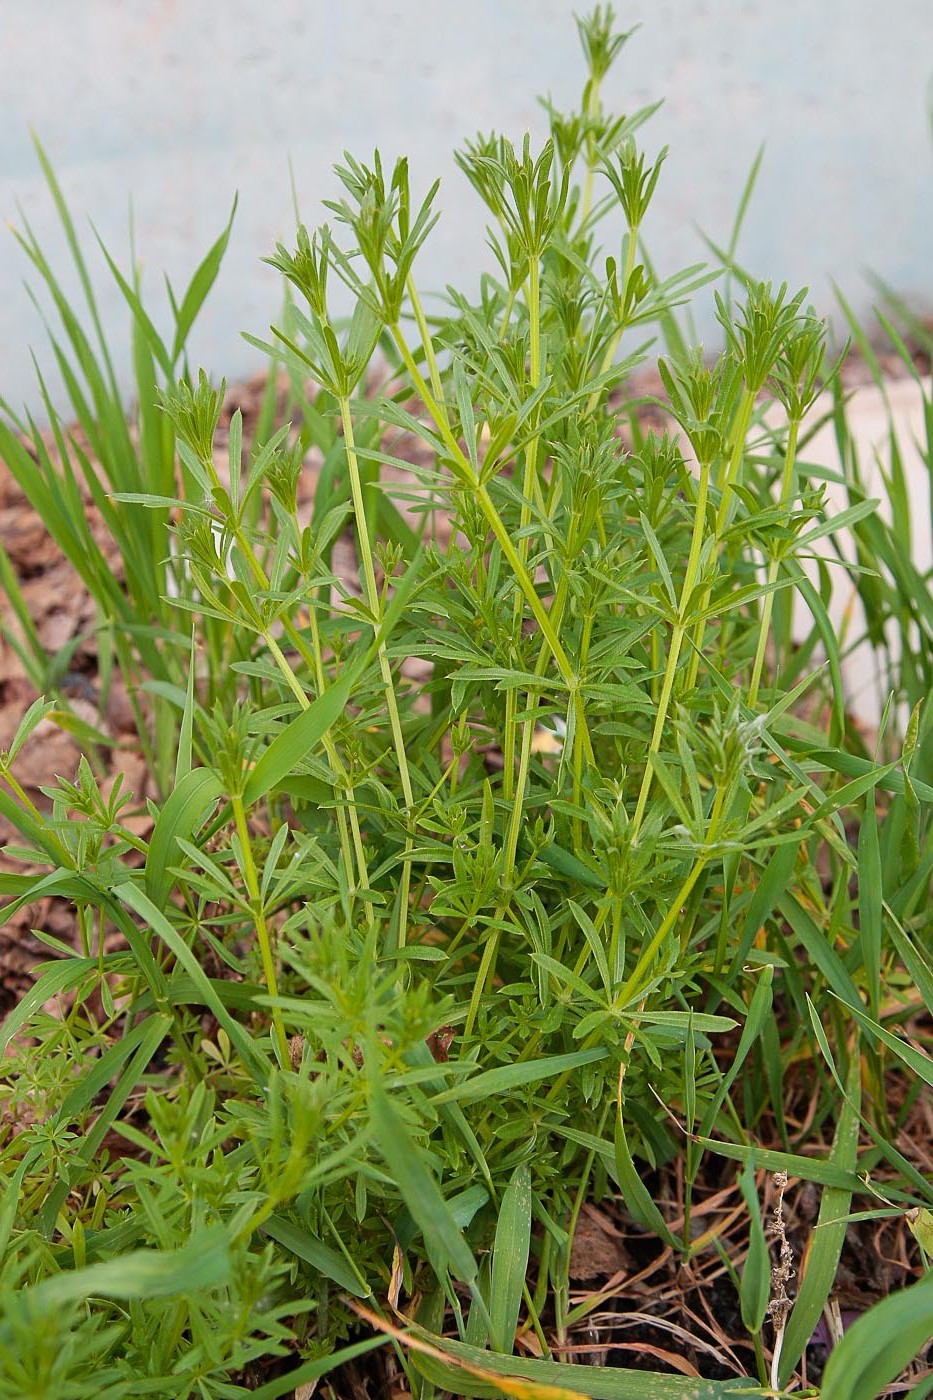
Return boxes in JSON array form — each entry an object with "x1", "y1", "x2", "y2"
[
  {"x1": 389, "y1": 323, "x2": 451, "y2": 434},
  {"x1": 586, "y1": 227, "x2": 638, "y2": 415},
  {"x1": 265, "y1": 615, "x2": 364, "y2": 907},
  {"x1": 572, "y1": 611, "x2": 596, "y2": 849},
  {"x1": 580, "y1": 77, "x2": 602, "y2": 225},
  {"x1": 502, "y1": 255, "x2": 544, "y2": 860},
  {"x1": 499, "y1": 285, "x2": 518, "y2": 342},
  {"x1": 232, "y1": 793, "x2": 288, "y2": 1065},
  {"x1": 406, "y1": 275, "x2": 445, "y2": 410},
  {"x1": 684, "y1": 386, "x2": 757, "y2": 692},
  {"x1": 630, "y1": 454, "x2": 714, "y2": 840},
  {"x1": 0, "y1": 768, "x2": 76, "y2": 869},
  {"x1": 502, "y1": 688, "x2": 517, "y2": 802},
  {"x1": 619, "y1": 783, "x2": 726, "y2": 1006},
  {"x1": 748, "y1": 416, "x2": 801, "y2": 707},
  {"x1": 340, "y1": 398, "x2": 415, "y2": 947},
  {"x1": 198, "y1": 442, "x2": 364, "y2": 895},
  {"x1": 465, "y1": 567, "x2": 582, "y2": 1038},
  {"x1": 389, "y1": 321, "x2": 585, "y2": 707},
  {"x1": 264, "y1": 632, "x2": 314, "y2": 710}
]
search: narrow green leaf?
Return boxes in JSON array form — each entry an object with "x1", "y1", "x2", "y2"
[
  {"x1": 409, "y1": 1324, "x2": 748, "y2": 1397},
  {"x1": 779, "y1": 740, "x2": 933, "y2": 806},
  {"x1": 613, "y1": 1115, "x2": 677, "y2": 1248},
  {"x1": 431, "y1": 1049, "x2": 607, "y2": 1106},
  {"x1": 0, "y1": 956, "x2": 97, "y2": 1056},
  {"x1": 737, "y1": 1159, "x2": 769, "y2": 1334},
  {"x1": 242, "y1": 672, "x2": 353, "y2": 808},
  {"x1": 369, "y1": 1075, "x2": 477, "y2": 1285},
  {"x1": 116, "y1": 881, "x2": 268, "y2": 1085},
  {"x1": 779, "y1": 1050, "x2": 862, "y2": 1383},
  {"x1": 263, "y1": 1213, "x2": 370, "y2": 1298},
  {"x1": 0, "y1": 783, "x2": 75, "y2": 866},
  {"x1": 170, "y1": 196, "x2": 238, "y2": 364},
  {"x1": 840, "y1": 999, "x2": 933, "y2": 1088},
  {"x1": 858, "y1": 784, "x2": 883, "y2": 1018},
  {"x1": 820, "y1": 1273, "x2": 933, "y2": 1400},
  {"x1": 144, "y1": 766, "x2": 223, "y2": 909},
  {"x1": 489, "y1": 1163, "x2": 532, "y2": 1354},
  {"x1": 94, "y1": 228, "x2": 173, "y2": 378},
  {"x1": 0, "y1": 1151, "x2": 40, "y2": 1262},
  {"x1": 243, "y1": 547, "x2": 425, "y2": 808},
  {"x1": 249, "y1": 1336, "x2": 388, "y2": 1400},
  {"x1": 25, "y1": 1228, "x2": 231, "y2": 1308},
  {"x1": 778, "y1": 895, "x2": 862, "y2": 1012},
  {"x1": 701, "y1": 966, "x2": 774, "y2": 1133},
  {"x1": 694, "y1": 1137, "x2": 863, "y2": 1191}
]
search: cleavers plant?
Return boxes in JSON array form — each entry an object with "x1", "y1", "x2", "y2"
[{"x1": 1, "y1": 7, "x2": 931, "y2": 1398}]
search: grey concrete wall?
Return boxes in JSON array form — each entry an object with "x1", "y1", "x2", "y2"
[{"x1": 2, "y1": 1, "x2": 932, "y2": 412}]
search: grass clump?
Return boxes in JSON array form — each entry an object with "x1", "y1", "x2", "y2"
[{"x1": 1, "y1": 8, "x2": 931, "y2": 1397}]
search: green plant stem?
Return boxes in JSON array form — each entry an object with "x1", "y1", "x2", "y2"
[
  {"x1": 389, "y1": 320, "x2": 589, "y2": 725},
  {"x1": 498, "y1": 285, "x2": 518, "y2": 342},
  {"x1": 197, "y1": 441, "x2": 366, "y2": 899},
  {"x1": 619, "y1": 783, "x2": 727, "y2": 1007},
  {"x1": 231, "y1": 793, "x2": 288, "y2": 1065},
  {"x1": 684, "y1": 386, "x2": 757, "y2": 693},
  {"x1": 264, "y1": 631, "x2": 368, "y2": 906},
  {"x1": 748, "y1": 415, "x2": 801, "y2": 707},
  {"x1": 388, "y1": 323, "x2": 452, "y2": 434},
  {"x1": 630, "y1": 454, "x2": 714, "y2": 840},
  {"x1": 406, "y1": 275, "x2": 445, "y2": 409},
  {"x1": 502, "y1": 689, "x2": 518, "y2": 803},
  {"x1": 586, "y1": 225, "x2": 638, "y2": 415},
  {"x1": 502, "y1": 255, "x2": 545, "y2": 869},
  {"x1": 0, "y1": 768, "x2": 76, "y2": 869},
  {"x1": 581, "y1": 74, "x2": 603, "y2": 224},
  {"x1": 558, "y1": 1103, "x2": 610, "y2": 1338},
  {"x1": 339, "y1": 397, "x2": 415, "y2": 948},
  {"x1": 301, "y1": 604, "x2": 373, "y2": 906}
]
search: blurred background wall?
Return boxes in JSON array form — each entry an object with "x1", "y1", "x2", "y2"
[{"x1": 1, "y1": 0, "x2": 931, "y2": 412}]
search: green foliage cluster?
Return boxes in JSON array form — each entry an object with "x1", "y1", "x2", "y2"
[{"x1": 0, "y1": 9, "x2": 931, "y2": 1397}]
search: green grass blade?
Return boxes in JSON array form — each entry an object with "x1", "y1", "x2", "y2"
[
  {"x1": 431, "y1": 1049, "x2": 608, "y2": 1106},
  {"x1": 819, "y1": 1273, "x2": 933, "y2": 1400},
  {"x1": 0, "y1": 956, "x2": 98, "y2": 1057},
  {"x1": 262, "y1": 1213, "x2": 370, "y2": 1298},
  {"x1": 249, "y1": 1337, "x2": 389, "y2": 1400},
  {"x1": 170, "y1": 196, "x2": 238, "y2": 365},
  {"x1": 144, "y1": 766, "x2": 223, "y2": 910},
  {"x1": 174, "y1": 633, "x2": 198, "y2": 785},
  {"x1": 93, "y1": 227, "x2": 174, "y2": 379},
  {"x1": 407, "y1": 1324, "x2": 750, "y2": 1397},
  {"x1": 737, "y1": 1159, "x2": 769, "y2": 1335},
  {"x1": 778, "y1": 1049, "x2": 861, "y2": 1384},
  {"x1": 116, "y1": 880, "x2": 268, "y2": 1084},
  {"x1": 30, "y1": 132, "x2": 120, "y2": 395},
  {"x1": 694, "y1": 1137, "x2": 863, "y2": 1191},
  {"x1": 858, "y1": 784, "x2": 883, "y2": 1019},
  {"x1": 613, "y1": 1115, "x2": 678, "y2": 1248},
  {"x1": 840, "y1": 998, "x2": 933, "y2": 1088},
  {"x1": 778, "y1": 895, "x2": 862, "y2": 1011},
  {"x1": 489, "y1": 1162, "x2": 532, "y2": 1353},
  {"x1": 369, "y1": 1074, "x2": 478, "y2": 1286},
  {"x1": 242, "y1": 672, "x2": 355, "y2": 808},
  {"x1": 24, "y1": 1227, "x2": 232, "y2": 1308}
]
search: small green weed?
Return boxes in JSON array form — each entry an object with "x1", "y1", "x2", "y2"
[{"x1": 1, "y1": 8, "x2": 931, "y2": 1397}]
